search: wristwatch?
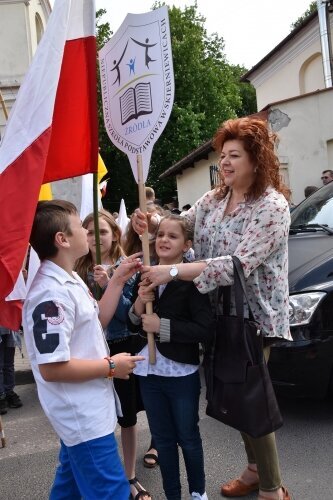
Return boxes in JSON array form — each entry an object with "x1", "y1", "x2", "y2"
[
  {"x1": 169, "y1": 264, "x2": 179, "y2": 281},
  {"x1": 104, "y1": 357, "x2": 116, "y2": 379}
]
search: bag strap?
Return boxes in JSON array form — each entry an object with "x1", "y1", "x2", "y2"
[
  {"x1": 232, "y1": 256, "x2": 255, "y2": 321},
  {"x1": 216, "y1": 256, "x2": 255, "y2": 321}
]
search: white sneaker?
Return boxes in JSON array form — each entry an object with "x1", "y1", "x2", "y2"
[{"x1": 191, "y1": 492, "x2": 208, "y2": 500}]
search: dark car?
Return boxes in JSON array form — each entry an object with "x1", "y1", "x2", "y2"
[{"x1": 268, "y1": 182, "x2": 333, "y2": 398}]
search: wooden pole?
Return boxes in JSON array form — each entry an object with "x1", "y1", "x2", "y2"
[
  {"x1": 0, "y1": 91, "x2": 8, "y2": 448},
  {"x1": 0, "y1": 415, "x2": 6, "y2": 448},
  {"x1": 93, "y1": 171, "x2": 102, "y2": 300},
  {"x1": 137, "y1": 154, "x2": 156, "y2": 364}
]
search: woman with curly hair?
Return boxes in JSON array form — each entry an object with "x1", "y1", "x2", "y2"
[{"x1": 132, "y1": 117, "x2": 292, "y2": 500}]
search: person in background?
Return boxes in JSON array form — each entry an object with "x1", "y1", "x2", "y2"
[
  {"x1": 132, "y1": 117, "x2": 292, "y2": 500},
  {"x1": 145, "y1": 186, "x2": 156, "y2": 207},
  {"x1": 304, "y1": 185, "x2": 318, "y2": 198},
  {"x1": 321, "y1": 170, "x2": 333, "y2": 185},
  {"x1": 0, "y1": 326, "x2": 23, "y2": 414},
  {"x1": 128, "y1": 214, "x2": 214, "y2": 500},
  {"x1": 23, "y1": 200, "x2": 144, "y2": 500},
  {"x1": 75, "y1": 209, "x2": 152, "y2": 500}
]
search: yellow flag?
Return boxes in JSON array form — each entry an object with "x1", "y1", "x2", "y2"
[
  {"x1": 98, "y1": 153, "x2": 108, "y2": 183},
  {"x1": 38, "y1": 183, "x2": 53, "y2": 201}
]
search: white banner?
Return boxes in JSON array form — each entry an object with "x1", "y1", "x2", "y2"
[{"x1": 99, "y1": 6, "x2": 174, "y2": 182}]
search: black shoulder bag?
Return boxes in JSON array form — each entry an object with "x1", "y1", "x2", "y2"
[{"x1": 204, "y1": 256, "x2": 283, "y2": 438}]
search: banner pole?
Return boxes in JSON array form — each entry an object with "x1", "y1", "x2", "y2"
[
  {"x1": 93, "y1": 171, "x2": 102, "y2": 300},
  {"x1": 137, "y1": 154, "x2": 156, "y2": 365}
]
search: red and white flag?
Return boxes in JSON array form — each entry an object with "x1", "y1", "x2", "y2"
[{"x1": 0, "y1": 0, "x2": 98, "y2": 312}]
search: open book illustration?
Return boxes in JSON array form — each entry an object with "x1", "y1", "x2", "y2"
[{"x1": 120, "y1": 82, "x2": 153, "y2": 125}]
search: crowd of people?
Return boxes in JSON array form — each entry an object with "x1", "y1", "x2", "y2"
[{"x1": 8, "y1": 115, "x2": 330, "y2": 499}]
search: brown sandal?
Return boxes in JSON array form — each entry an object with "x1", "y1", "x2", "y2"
[
  {"x1": 221, "y1": 467, "x2": 259, "y2": 497},
  {"x1": 258, "y1": 486, "x2": 291, "y2": 500}
]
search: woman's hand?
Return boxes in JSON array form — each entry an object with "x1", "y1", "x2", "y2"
[
  {"x1": 138, "y1": 281, "x2": 155, "y2": 304},
  {"x1": 112, "y1": 253, "x2": 142, "y2": 285},
  {"x1": 141, "y1": 265, "x2": 173, "y2": 290},
  {"x1": 141, "y1": 313, "x2": 160, "y2": 334},
  {"x1": 93, "y1": 264, "x2": 109, "y2": 288}
]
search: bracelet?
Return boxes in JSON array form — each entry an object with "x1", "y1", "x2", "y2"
[{"x1": 104, "y1": 356, "x2": 116, "y2": 379}]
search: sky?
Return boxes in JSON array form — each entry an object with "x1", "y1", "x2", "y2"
[{"x1": 92, "y1": 0, "x2": 313, "y2": 69}]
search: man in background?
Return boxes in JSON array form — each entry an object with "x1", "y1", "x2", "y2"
[{"x1": 321, "y1": 170, "x2": 333, "y2": 185}]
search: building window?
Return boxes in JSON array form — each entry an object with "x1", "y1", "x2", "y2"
[
  {"x1": 210, "y1": 164, "x2": 219, "y2": 188},
  {"x1": 35, "y1": 13, "x2": 44, "y2": 44}
]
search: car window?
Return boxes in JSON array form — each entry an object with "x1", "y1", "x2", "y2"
[{"x1": 291, "y1": 182, "x2": 333, "y2": 228}]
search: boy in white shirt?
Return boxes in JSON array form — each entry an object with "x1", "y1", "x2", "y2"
[{"x1": 23, "y1": 200, "x2": 144, "y2": 499}]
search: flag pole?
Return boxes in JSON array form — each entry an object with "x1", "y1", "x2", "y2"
[
  {"x1": 137, "y1": 154, "x2": 156, "y2": 365},
  {"x1": 93, "y1": 171, "x2": 102, "y2": 300},
  {"x1": 0, "y1": 415, "x2": 6, "y2": 448}
]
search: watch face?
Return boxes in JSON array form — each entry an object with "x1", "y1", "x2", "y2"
[{"x1": 170, "y1": 266, "x2": 178, "y2": 278}]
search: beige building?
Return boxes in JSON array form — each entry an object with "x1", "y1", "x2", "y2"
[
  {"x1": 0, "y1": 0, "x2": 51, "y2": 136},
  {"x1": 0, "y1": 0, "x2": 83, "y2": 207},
  {"x1": 161, "y1": 8, "x2": 333, "y2": 206}
]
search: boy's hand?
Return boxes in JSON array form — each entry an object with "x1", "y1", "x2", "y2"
[
  {"x1": 138, "y1": 281, "x2": 155, "y2": 304},
  {"x1": 141, "y1": 313, "x2": 160, "y2": 334},
  {"x1": 112, "y1": 353, "x2": 145, "y2": 379},
  {"x1": 112, "y1": 253, "x2": 142, "y2": 284},
  {"x1": 93, "y1": 264, "x2": 109, "y2": 288}
]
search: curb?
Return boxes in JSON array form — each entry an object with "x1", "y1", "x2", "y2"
[{"x1": 15, "y1": 370, "x2": 35, "y2": 386}]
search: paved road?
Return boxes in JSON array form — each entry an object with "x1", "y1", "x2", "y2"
[{"x1": 0, "y1": 380, "x2": 333, "y2": 499}]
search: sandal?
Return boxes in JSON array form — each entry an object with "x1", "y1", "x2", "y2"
[
  {"x1": 129, "y1": 477, "x2": 151, "y2": 500},
  {"x1": 258, "y1": 486, "x2": 291, "y2": 500},
  {"x1": 221, "y1": 466, "x2": 259, "y2": 497},
  {"x1": 143, "y1": 449, "x2": 159, "y2": 469}
]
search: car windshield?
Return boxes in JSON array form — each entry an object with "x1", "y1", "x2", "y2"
[{"x1": 291, "y1": 182, "x2": 333, "y2": 229}]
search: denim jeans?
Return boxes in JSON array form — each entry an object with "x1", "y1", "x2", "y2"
[
  {"x1": 0, "y1": 333, "x2": 15, "y2": 394},
  {"x1": 139, "y1": 371, "x2": 205, "y2": 500}
]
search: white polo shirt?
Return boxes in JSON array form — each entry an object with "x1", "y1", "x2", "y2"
[{"x1": 23, "y1": 260, "x2": 119, "y2": 447}]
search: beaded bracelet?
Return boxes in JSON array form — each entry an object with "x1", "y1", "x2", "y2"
[{"x1": 104, "y1": 357, "x2": 116, "y2": 379}]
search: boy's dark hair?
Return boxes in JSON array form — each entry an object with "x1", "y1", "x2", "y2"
[
  {"x1": 158, "y1": 213, "x2": 194, "y2": 241},
  {"x1": 30, "y1": 200, "x2": 78, "y2": 261}
]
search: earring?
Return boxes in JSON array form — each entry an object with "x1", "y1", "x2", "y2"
[{"x1": 254, "y1": 166, "x2": 258, "y2": 173}]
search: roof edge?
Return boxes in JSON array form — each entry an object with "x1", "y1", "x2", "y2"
[{"x1": 241, "y1": 10, "x2": 318, "y2": 82}]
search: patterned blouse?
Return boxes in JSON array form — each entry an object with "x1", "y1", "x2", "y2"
[{"x1": 184, "y1": 186, "x2": 292, "y2": 340}]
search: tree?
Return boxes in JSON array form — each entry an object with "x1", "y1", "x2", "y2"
[
  {"x1": 96, "y1": 4, "x2": 257, "y2": 211},
  {"x1": 291, "y1": 1, "x2": 317, "y2": 30}
]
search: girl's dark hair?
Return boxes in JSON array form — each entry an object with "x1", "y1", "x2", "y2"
[
  {"x1": 213, "y1": 117, "x2": 291, "y2": 201},
  {"x1": 30, "y1": 200, "x2": 77, "y2": 261}
]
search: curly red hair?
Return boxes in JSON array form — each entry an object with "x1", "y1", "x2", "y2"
[{"x1": 213, "y1": 117, "x2": 290, "y2": 201}]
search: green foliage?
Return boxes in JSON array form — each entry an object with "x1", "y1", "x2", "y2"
[
  {"x1": 96, "y1": 3, "x2": 257, "y2": 211},
  {"x1": 291, "y1": 1, "x2": 317, "y2": 30}
]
